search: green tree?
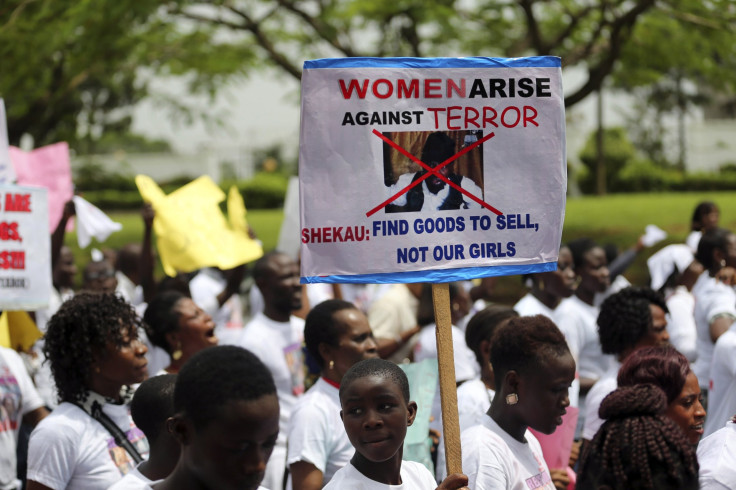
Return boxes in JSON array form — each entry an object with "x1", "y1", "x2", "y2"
[
  {"x1": 0, "y1": 0, "x2": 255, "y2": 147},
  {"x1": 612, "y1": 1, "x2": 736, "y2": 169},
  {"x1": 165, "y1": 0, "x2": 731, "y2": 110}
]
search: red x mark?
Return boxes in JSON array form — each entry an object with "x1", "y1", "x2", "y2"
[{"x1": 366, "y1": 130, "x2": 503, "y2": 217}]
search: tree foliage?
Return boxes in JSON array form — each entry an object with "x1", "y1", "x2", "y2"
[{"x1": 0, "y1": 0, "x2": 256, "y2": 148}]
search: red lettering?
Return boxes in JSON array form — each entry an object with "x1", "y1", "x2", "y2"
[
  {"x1": 338, "y1": 79, "x2": 369, "y2": 99},
  {"x1": 372, "y1": 79, "x2": 393, "y2": 99},
  {"x1": 4, "y1": 193, "x2": 31, "y2": 212},
  {"x1": 397, "y1": 79, "x2": 419, "y2": 98},
  {"x1": 427, "y1": 108, "x2": 445, "y2": 129},
  {"x1": 447, "y1": 79, "x2": 466, "y2": 98},
  {"x1": 424, "y1": 79, "x2": 442, "y2": 98},
  {"x1": 523, "y1": 106, "x2": 539, "y2": 127},
  {"x1": 501, "y1": 106, "x2": 521, "y2": 128},
  {"x1": 0, "y1": 251, "x2": 24, "y2": 269},
  {"x1": 465, "y1": 107, "x2": 480, "y2": 128},
  {"x1": 447, "y1": 106, "x2": 462, "y2": 130},
  {"x1": 483, "y1": 107, "x2": 499, "y2": 128}
]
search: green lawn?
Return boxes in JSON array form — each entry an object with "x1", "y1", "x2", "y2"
[{"x1": 66, "y1": 192, "x2": 734, "y2": 303}]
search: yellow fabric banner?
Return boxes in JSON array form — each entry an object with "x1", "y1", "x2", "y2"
[{"x1": 136, "y1": 176, "x2": 263, "y2": 276}]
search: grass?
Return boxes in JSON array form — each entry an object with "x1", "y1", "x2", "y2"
[{"x1": 66, "y1": 192, "x2": 734, "y2": 302}]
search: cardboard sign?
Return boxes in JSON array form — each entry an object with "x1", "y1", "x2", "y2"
[
  {"x1": 136, "y1": 175, "x2": 263, "y2": 276},
  {"x1": 10, "y1": 142, "x2": 73, "y2": 232},
  {"x1": 299, "y1": 57, "x2": 566, "y2": 283},
  {"x1": 0, "y1": 185, "x2": 51, "y2": 309}
]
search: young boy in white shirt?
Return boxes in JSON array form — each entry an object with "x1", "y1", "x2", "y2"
[{"x1": 326, "y1": 358, "x2": 468, "y2": 490}]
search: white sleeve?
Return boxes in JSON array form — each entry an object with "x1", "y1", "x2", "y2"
[
  {"x1": 4, "y1": 348, "x2": 43, "y2": 415},
  {"x1": 460, "y1": 177, "x2": 483, "y2": 209},
  {"x1": 462, "y1": 433, "x2": 509, "y2": 490},
  {"x1": 27, "y1": 420, "x2": 78, "y2": 489},
  {"x1": 665, "y1": 290, "x2": 698, "y2": 362},
  {"x1": 286, "y1": 401, "x2": 329, "y2": 473},
  {"x1": 386, "y1": 173, "x2": 414, "y2": 207}
]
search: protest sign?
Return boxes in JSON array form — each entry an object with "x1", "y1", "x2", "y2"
[
  {"x1": 136, "y1": 175, "x2": 263, "y2": 276},
  {"x1": 9, "y1": 142, "x2": 73, "y2": 232},
  {"x1": 0, "y1": 185, "x2": 51, "y2": 310},
  {"x1": 299, "y1": 56, "x2": 566, "y2": 284},
  {"x1": 0, "y1": 100, "x2": 15, "y2": 184}
]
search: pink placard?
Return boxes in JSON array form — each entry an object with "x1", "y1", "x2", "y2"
[
  {"x1": 529, "y1": 406, "x2": 579, "y2": 470},
  {"x1": 10, "y1": 142, "x2": 73, "y2": 232}
]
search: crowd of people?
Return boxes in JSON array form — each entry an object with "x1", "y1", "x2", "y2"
[{"x1": 3, "y1": 199, "x2": 736, "y2": 490}]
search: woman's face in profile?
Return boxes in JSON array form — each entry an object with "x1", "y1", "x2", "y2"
[
  {"x1": 665, "y1": 371, "x2": 706, "y2": 445},
  {"x1": 517, "y1": 351, "x2": 576, "y2": 435},
  {"x1": 329, "y1": 309, "x2": 378, "y2": 379}
]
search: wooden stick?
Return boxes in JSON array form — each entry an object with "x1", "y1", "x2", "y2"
[{"x1": 432, "y1": 282, "x2": 462, "y2": 475}]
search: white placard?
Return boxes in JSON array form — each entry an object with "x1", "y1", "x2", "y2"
[
  {"x1": 299, "y1": 57, "x2": 567, "y2": 283},
  {"x1": 0, "y1": 185, "x2": 51, "y2": 309}
]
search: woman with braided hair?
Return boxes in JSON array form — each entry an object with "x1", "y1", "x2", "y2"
[
  {"x1": 617, "y1": 345, "x2": 706, "y2": 445},
  {"x1": 577, "y1": 384, "x2": 699, "y2": 490}
]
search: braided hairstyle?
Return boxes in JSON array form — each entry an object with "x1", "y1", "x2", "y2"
[{"x1": 577, "y1": 384, "x2": 698, "y2": 490}]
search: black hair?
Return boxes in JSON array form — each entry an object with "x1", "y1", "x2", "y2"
[
  {"x1": 43, "y1": 292, "x2": 144, "y2": 404},
  {"x1": 567, "y1": 237, "x2": 600, "y2": 270},
  {"x1": 465, "y1": 305, "x2": 518, "y2": 367},
  {"x1": 175, "y1": 346, "x2": 276, "y2": 430},
  {"x1": 304, "y1": 299, "x2": 358, "y2": 369},
  {"x1": 691, "y1": 201, "x2": 718, "y2": 232},
  {"x1": 143, "y1": 290, "x2": 187, "y2": 353},
  {"x1": 421, "y1": 131, "x2": 455, "y2": 166},
  {"x1": 115, "y1": 243, "x2": 141, "y2": 277},
  {"x1": 696, "y1": 227, "x2": 732, "y2": 270},
  {"x1": 490, "y1": 315, "x2": 570, "y2": 382},
  {"x1": 252, "y1": 250, "x2": 288, "y2": 284},
  {"x1": 597, "y1": 287, "x2": 669, "y2": 355},
  {"x1": 577, "y1": 384, "x2": 699, "y2": 490},
  {"x1": 131, "y1": 374, "x2": 177, "y2": 443},
  {"x1": 340, "y1": 358, "x2": 410, "y2": 404}
]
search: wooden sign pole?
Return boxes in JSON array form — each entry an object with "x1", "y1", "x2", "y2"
[{"x1": 432, "y1": 282, "x2": 462, "y2": 475}]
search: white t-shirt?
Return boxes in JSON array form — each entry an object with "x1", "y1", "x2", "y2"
[
  {"x1": 0, "y1": 347, "x2": 44, "y2": 490},
  {"x1": 367, "y1": 284, "x2": 419, "y2": 364},
  {"x1": 413, "y1": 323, "x2": 479, "y2": 383},
  {"x1": 513, "y1": 294, "x2": 556, "y2": 319},
  {"x1": 705, "y1": 325, "x2": 736, "y2": 437},
  {"x1": 239, "y1": 312, "x2": 305, "y2": 444},
  {"x1": 437, "y1": 378, "x2": 494, "y2": 481},
  {"x1": 27, "y1": 399, "x2": 149, "y2": 490},
  {"x1": 239, "y1": 312, "x2": 305, "y2": 490},
  {"x1": 692, "y1": 273, "x2": 736, "y2": 389},
  {"x1": 388, "y1": 173, "x2": 483, "y2": 211},
  {"x1": 190, "y1": 268, "x2": 244, "y2": 346},
  {"x1": 664, "y1": 286, "x2": 698, "y2": 362},
  {"x1": 286, "y1": 378, "x2": 352, "y2": 488},
  {"x1": 107, "y1": 465, "x2": 160, "y2": 490},
  {"x1": 323, "y1": 460, "x2": 438, "y2": 489},
  {"x1": 555, "y1": 296, "x2": 612, "y2": 381},
  {"x1": 461, "y1": 415, "x2": 555, "y2": 490},
  {"x1": 698, "y1": 421, "x2": 736, "y2": 489},
  {"x1": 581, "y1": 361, "x2": 620, "y2": 441}
]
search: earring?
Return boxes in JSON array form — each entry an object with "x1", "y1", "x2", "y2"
[
  {"x1": 329, "y1": 360, "x2": 335, "y2": 370},
  {"x1": 505, "y1": 393, "x2": 519, "y2": 405},
  {"x1": 172, "y1": 344, "x2": 183, "y2": 361},
  {"x1": 721, "y1": 259, "x2": 727, "y2": 267},
  {"x1": 538, "y1": 280, "x2": 545, "y2": 291}
]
